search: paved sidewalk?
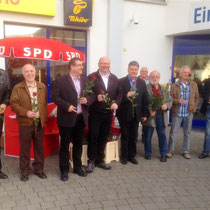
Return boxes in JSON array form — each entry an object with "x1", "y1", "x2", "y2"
[{"x1": 0, "y1": 127, "x2": 210, "y2": 210}]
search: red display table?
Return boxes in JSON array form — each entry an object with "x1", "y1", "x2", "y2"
[{"x1": 4, "y1": 103, "x2": 59, "y2": 159}]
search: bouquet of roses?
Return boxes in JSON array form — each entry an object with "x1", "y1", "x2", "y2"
[
  {"x1": 128, "y1": 85, "x2": 139, "y2": 118},
  {"x1": 149, "y1": 87, "x2": 164, "y2": 112},
  {"x1": 31, "y1": 92, "x2": 40, "y2": 134}
]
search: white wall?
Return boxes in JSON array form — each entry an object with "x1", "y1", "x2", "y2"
[
  {"x1": 88, "y1": 0, "x2": 109, "y2": 74},
  {"x1": 122, "y1": 1, "x2": 173, "y2": 83},
  {"x1": 107, "y1": 0, "x2": 124, "y2": 77},
  {"x1": 166, "y1": 0, "x2": 210, "y2": 36}
]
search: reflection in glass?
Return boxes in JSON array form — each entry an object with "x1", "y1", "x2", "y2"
[
  {"x1": 173, "y1": 54, "x2": 210, "y2": 122},
  {"x1": 50, "y1": 29, "x2": 86, "y2": 47},
  {"x1": 5, "y1": 24, "x2": 45, "y2": 38}
]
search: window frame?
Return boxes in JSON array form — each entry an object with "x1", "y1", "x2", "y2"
[{"x1": 125, "y1": 0, "x2": 167, "y2": 5}]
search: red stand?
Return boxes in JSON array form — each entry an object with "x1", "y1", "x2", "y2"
[{"x1": 4, "y1": 103, "x2": 59, "y2": 158}]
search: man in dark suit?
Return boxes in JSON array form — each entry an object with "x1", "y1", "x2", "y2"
[
  {"x1": 51, "y1": 57, "x2": 95, "y2": 181},
  {"x1": 117, "y1": 61, "x2": 149, "y2": 165},
  {"x1": 199, "y1": 77, "x2": 210, "y2": 159},
  {"x1": 0, "y1": 68, "x2": 10, "y2": 179},
  {"x1": 86, "y1": 57, "x2": 122, "y2": 173}
]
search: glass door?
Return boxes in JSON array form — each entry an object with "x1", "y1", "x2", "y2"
[
  {"x1": 173, "y1": 54, "x2": 210, "y2": 126},
  {"x1": 172, "y1": 35, "x2": 210, "y2": 127}
]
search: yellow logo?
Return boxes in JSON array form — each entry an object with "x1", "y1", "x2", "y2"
[{"x1": 73, "y1": 0, "x2": 87, "y2": 15}]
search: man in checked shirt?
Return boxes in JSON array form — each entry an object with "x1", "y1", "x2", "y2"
[{"x1": 167, "y1": 66, "x2": 199, "y2": 159}]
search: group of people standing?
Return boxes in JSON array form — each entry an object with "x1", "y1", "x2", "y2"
[{"x1": 0, "y1": 57, "x2": 209, "y2": 182}]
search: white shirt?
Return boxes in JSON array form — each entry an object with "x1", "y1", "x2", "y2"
[
  {"x1": 70, "y1": 74, "x2": 82, "y2": 114},
  {"x1": 99, "y1": 71, "x2": 110, "y2": 90}
]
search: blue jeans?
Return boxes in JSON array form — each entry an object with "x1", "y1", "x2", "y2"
[
  {"x1": 202, "y1": 105, "x2": 210, "y2": 155},
  {"x1": 144, "y1": 114, "x2": 167, "y2": 156},
  {"x1": 168, "y1": 114, "x2": 193, "y2": 153}
]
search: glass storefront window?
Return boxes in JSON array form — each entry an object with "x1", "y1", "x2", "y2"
[
  {"x1": 4, "y1": 24, "x2": 87, "y2": 102},
  {"x1": 5, "y1": 25, "x2": 45, "y2": 38},
  {"x1": 50, "y1": 29, "x2": 86, "y2": 47},
  {"x1": 5, "y1": 25, "x2": 47, "y2": 89},
  {"x1": 173, "y1": 54, "x2": 210, "y2": 122},
  {"x1": 49, "y1": 28, "x2": 87, "y2": 82}
]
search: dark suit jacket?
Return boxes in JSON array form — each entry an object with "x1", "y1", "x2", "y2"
[
  {"x1": 200, "y1": 78, "x2": 210, "y2": 115},
  {"x1": 117, "y1": 76, "x2": 149, "y2": 123},
  {"x1": 88, "y1": 70, "x2": 122, "y2": 113},
  {"x1": 51, "y1": 74, "x2": 95, "y2": 127}
]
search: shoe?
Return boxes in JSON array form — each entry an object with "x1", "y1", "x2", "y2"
[
  {"x1": 199, "y1": 153, "x2": 209, "y2": 159},
  {"x1": 144, "y1": 155, "x2": 151, "y2": 160},
  {"x1": 35, "y1": 172, "x2": 47, "y2": 179},
  {"x1": 120, "y1": 159, "x2": 127, "y2": 165},
  {"x1": 166, "y1": 152, "x2": 173, "y2": 158},
  {"x1": 183, "y1": 153, "x2": 191, "y2": 159},
  {"x1": 160, "y1": 155, "x2": 167, "y2": 162},
  {"x1": 86, "y1": 160, "x2": 95, "y2": 173},
  {"x1": 97, "y1": 162, "x2": 111, "y2": 170},
  {"x1": 0, "y1": 171, "x2": 8, "y2": 179},
  {"x1": 128, "y1": 158, "x2": 138, "y2": 165},
  {"x1": 20, "y1": 174, "x2": 29, "y2": 181},
  {"x1": 73, "y1": 169, "x2": 87, "y2": 177},
  {"x1": 60, "y1": 172, "x2": 68, "y2": 181}
]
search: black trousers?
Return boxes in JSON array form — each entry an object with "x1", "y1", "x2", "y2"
[
  {"x1": 119, "y1": 118, "x2": 139, "y2": 160},
  {"x1": 0, "y1": 116, "x2": 3, "y2": 170},
  {"x1": 59, "y1": 114, "x2": 85, "y2": 173},
  {"x1": 88, "y1": 111, "x2": 113, "y2": 163}
]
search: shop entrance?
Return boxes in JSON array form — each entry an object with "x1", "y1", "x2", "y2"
[{"x1": 172, "y1": 35, "x2": 210, "y2": 127}]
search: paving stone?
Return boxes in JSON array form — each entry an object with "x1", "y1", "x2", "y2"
[
  {"x1": 2, "y1": 200, "x2": 16, "y2": 208},
  {"x1": 1, "y1": 129, "x2": 210, "y2": 210},
  {"x1": 87, "y1": 201, "x2": 102, "y2": 209},
  {"x1": 101, "y1": 200, "x2": 116, "y2": 207},
  {"x1": 26, "y1": 204, "x2": 42, "y2": 210},
  {"x1": 13, "y1": 206, "x2": 27, "y2": 210},
  {"x1": 54, "y1": 199, "x2": 69, "y2": 207},
  {"x1": 40, "y1": 201, "x2": 55, "y2": 209},
  {"x1": 61, "y1": 205, "x2": 76, "y2": 210}
]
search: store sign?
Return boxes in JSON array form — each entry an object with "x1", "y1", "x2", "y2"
[
  {"x1": 189, "y1": 1, "x2": 210, "y2": 30},
  {"x1": 64, "y1": 0, "x2": 92, "y2": 27},
  {"x1": 0, "y1": 0, "x2": 56, "y2": 16}
]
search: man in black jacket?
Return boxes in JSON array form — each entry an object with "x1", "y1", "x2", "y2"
[
  {"x1": 0, "y1": 68, "x2": 10, "y2": 179},
  {"x1": 51, "y1": 57, "x2": 95, "y2": 181},
  {"x1": 199, "y1": 77, "x2": 210, "y2": 159},
  {"x1": 86, "y1": 57, "x2": 122, "y2": 173},
  {"x1": 117, "y1": 61, "x2": 149, "y2": 165}
]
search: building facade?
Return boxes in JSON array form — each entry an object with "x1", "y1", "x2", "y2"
[{"x1": 0, "y1": 0, "x2": 210, "y2": 125}]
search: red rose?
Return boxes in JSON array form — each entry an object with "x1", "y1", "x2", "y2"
[
  {"x1": 33, "y1": 92, "x2": 37, "y2": 97},
  {"x1": 188, "y1": 73, "x2": 192, "y2": 77},
  {"x1": 99, "y1": 88, "x2": 103, "y2": 93},
  {"x1": 156, "y1": 92, "x2": 162, "y2": 98},
  {"x1": 92, "y1": 75, "x2": 97, "y2": 80},
  {"x1": 152, "y1": 87, "x2": 156, "y2": 92}
]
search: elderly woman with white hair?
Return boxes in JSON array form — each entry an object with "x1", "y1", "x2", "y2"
[{"x1": 143, "y1": 71, "x2": 172, "y2": 162}]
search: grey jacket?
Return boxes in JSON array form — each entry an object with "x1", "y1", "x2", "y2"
[
  {"x1": 0, "y1": 68, "x2": 10, "y2": 106},
  {"x1": 143, "y1": 83, "x2": 172, "y2": 127}
]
